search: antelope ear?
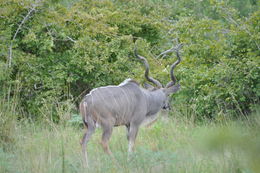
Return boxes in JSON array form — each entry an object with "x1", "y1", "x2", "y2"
[
  {"x1": 163, "y1": 83, "x2": 181, "y2": 95},
  {"x1": 143, "y1": 82, "x2": 156, "y2": 91}
]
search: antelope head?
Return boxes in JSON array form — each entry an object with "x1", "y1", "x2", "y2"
[{"x1": 134, "y1": 43, "x2": 182, "y2": 110}]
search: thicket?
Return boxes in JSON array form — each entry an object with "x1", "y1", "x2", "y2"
[{"x1": 0, "y1": 0, "x2": 259, "y2": 122}]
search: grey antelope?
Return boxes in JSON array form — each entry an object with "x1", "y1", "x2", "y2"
[{"x1": 80, "y1": 43, "x2": 182, "y2": 165}]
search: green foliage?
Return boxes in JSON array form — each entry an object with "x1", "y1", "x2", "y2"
[
  {"x1": 0, "y1": 0, "x2": 167, "y2": 118},
  {"x1": 0, "y1": 0, "x2": 259, "y2": 120},
  {"x1": 1, "y1": 2, "x2": 259, "y2": 171},
  {"x1": 170, "y1": 7, "x2": 260, "y2": 118},
  {"x1": 68, "y1": 113, "x2": 83, "y2": 127}
]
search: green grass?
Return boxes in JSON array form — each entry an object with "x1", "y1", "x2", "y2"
[{"x1": 1, "y1": 112, "x2": 260, "y2": 173}]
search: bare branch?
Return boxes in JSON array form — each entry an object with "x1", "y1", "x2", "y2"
[
  {"x1": 8, "y1": 1, "x2": 42, "y2": 67},
  {"x1": 66, "y1": 36, "x2": 77, "y2": 43},
  {"x1": 12, "y1": 7, "x2": 36, "y2": 41},
  {"x1": 45, "y1": 24, "x2": 76, "y2": 43}
]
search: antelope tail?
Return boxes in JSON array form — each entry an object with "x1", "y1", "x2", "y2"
[{"x1": 79, "y1": 101, "x2": 88, "y2": 128}]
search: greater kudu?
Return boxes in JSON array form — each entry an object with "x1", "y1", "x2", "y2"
[{"x1": 80, "y1": 43, "x2": 182, "y2": 166}]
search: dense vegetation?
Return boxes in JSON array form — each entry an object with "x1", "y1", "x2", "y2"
[
  {"x1": 0, "y1": 0, "x2": 259, "y2": 172},
  {"x1": 1, "y1": 0, "x2": 259, "y2": 120}
]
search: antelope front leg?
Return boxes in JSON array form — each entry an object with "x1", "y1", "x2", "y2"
[
  {"x1": 128, "y1": 140, "x2": 135, "y2": 153},
  {"x1": 127, "y1": 125, "x2": 139, "y2": 153}
]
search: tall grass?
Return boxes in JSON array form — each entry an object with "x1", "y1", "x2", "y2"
[
  {"x1": 0, "y1": 82, "x2": 21, "y2": 149},
  {"x1": 1, "y1": 109, "x2": 259, "y2": 173}
]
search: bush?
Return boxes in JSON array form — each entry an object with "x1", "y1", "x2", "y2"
[
  {"x1": 169, "y1": 8, "x2": 260, "y2": 119},
  {"x1": 0, "y1": 0, "x2": 259, "y2": 120}
]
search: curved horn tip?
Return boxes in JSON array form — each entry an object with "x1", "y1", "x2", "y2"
[{"x1": 175, "y1": 43, "x2": 183, "y2": 51}]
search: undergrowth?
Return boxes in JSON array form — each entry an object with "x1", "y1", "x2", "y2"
[{"x1": 0, "y1": 109, "x2": 259, "y2": 173}]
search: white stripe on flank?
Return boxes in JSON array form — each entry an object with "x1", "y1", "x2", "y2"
[
  {"x1": 84, "y1": 78, "x2": 132, "y2": 110},
  {"x1": 105, "y1": 88, "x2": 121, "y2": 110},
  {"x1": 119, "y1": 87, "x2": 130, "y2": 117}
]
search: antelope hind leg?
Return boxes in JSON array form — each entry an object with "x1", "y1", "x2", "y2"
[
  {"x1": 101, "y1": 125, "x2": 113, "y2": 155},
  {"x1": 81, "y1": 121, "x2": 96, "y2": 167}
]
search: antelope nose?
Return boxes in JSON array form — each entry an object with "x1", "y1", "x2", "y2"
[{"x1": 162, "y1": 105, "x2": 171, "y2": 110}]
